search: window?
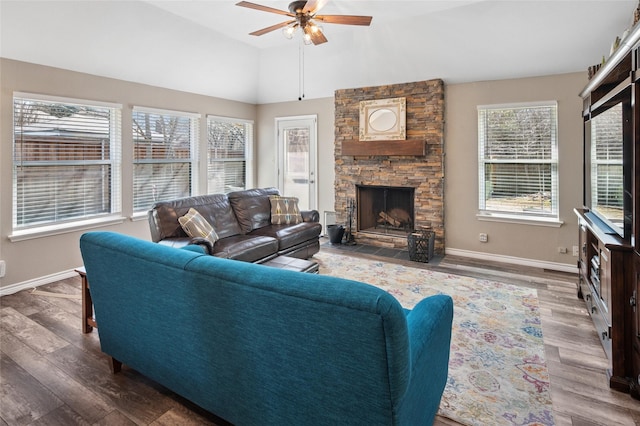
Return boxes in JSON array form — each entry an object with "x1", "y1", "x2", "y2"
[
  {"x1": 132, "y1": 107, "x2": 199, "y2": 213},
  {"x1": 478, "y1": 102, "x2": 558, "y2": 221},
  {"x1": 12, "y1": 94, "x2": 122, "y2": 233},
  {"x1": 207, "y1": 116, "x2": 253, "y2": 194}
]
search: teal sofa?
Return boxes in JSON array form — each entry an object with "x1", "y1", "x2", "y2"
[{"x1": 79, "y1": 231, "x2": 453, "y2": 425}]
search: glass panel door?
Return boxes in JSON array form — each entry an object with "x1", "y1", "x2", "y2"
[{"x1": 276, "y1": 116, "x2": 317, "y2": 210}]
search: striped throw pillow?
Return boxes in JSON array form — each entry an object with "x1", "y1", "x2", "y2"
[{"x1": 178, "y1": 208, "x2": 219, "y2": 246}]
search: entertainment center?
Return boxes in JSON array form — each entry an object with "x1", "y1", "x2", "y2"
[{"x1": 577, "y1": 22, "x2": 640, "y2": 398}]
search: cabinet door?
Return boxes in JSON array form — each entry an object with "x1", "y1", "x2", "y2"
[
  {"x1": 579, "y1": 224, "x2": 588, "y2": 277},
  {"x1": 599, "y1": 243, "x2": 612, "y2": 324},
  {"x1": 632, "y1": 254, "x2": 640, "y2": 397}
]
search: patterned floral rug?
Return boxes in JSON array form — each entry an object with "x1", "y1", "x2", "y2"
[{"x1": 314, "y1": 251, "x2": 555, "y2": 426}]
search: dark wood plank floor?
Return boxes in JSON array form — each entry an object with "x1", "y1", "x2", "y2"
[{"x1": 1, "y1": 245, "x2": 639, "y2": 425}]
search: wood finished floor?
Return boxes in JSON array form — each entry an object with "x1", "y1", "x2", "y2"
[{"x1": 1, "y1": 243, "x2": 639, "y2": 425}]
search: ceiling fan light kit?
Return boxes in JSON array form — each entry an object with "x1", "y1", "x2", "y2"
[
  {"x1": 282, "y1": 24, "x2": 297, "y2": 39},
  {"x1": 236, "y1": 0, "x2": 372, "y2": 45}
]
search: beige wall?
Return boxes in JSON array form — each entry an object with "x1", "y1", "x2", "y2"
[
  {"x1": 262, "y1": 73, "x2": 585, "y2": 271},
  {"x1": 1, "y1": 58, "x2": 584, "y2": 291},
  {"x1": 0, "y1": 59, "x2": 256, "y2": 291},
  {"x1": 445, "y1": 72, "x2": 585, "y2": 269},
  {"x1": 256, "y1": 98, "x2": 335, "y2": 231}
]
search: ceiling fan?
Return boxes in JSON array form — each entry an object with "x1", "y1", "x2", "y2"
[{"x1": 236, "y1": 0, "x2": 372, "y2": 45}]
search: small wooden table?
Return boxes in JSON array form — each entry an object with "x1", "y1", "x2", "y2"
[{"x1": 75, "y1": 267, "x2": 97, "y2": 333}]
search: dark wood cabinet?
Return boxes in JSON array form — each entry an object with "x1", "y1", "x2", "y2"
[
  {"x1": 576, "y1": 209, "x2": 634, "y2": 392},
  {"x1": 578, "y1": 23, "x2": 640, "y2": 398}
]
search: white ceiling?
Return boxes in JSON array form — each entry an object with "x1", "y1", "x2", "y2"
[{"x1": 1, "y1": 0, "x2": 637, "y2": 104}]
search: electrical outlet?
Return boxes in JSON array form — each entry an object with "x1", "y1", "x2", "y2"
[
  {"x1": 557, "y1": 247, "x2": 567, "y2": 254},
  {"x1": 572, "y1": 246, "x2": 579, "y2": 257},
  {"x1": 479, "y1": 233, "x2": 488, "y2": 243},
  {"x1": 0, "y1": 260, "x2": 5, "y2": 278}
]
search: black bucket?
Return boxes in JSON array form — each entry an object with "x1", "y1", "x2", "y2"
[{"x1": 327, "y1": 224, "x2": 345, "y2": 244}]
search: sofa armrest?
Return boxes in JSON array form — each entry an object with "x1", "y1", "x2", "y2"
[
  {"x1": 301, "y1": 209, "x2": 319, "y2": 222},
  {"x1": 406, "y1": 294, "x2": 453, "y2": 367},
  {"x1": 148, "y1": 209, "x2": 162, "y2": 242},
  {"x1": 399, "y1": 294, "x2": 453, "y2": 421}
]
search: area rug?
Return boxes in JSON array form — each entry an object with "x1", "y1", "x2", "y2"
[{"x1": 314, "y1": 251, "x2": 555, "y2": 426}]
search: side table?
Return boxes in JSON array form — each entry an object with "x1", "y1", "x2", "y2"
[{"x1": 75, "y1": 267, "x2": 97, "y2": 333}]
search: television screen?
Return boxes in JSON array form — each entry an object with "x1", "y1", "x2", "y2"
[
  {"x1": 586, "y1": 88, "x2": 632, "y2": 239},
  {"x1": 590, "y1": 103, "x2": 624, "y2": 232}
]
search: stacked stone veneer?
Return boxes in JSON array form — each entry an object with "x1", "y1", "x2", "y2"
[{"x1": 334, "y1": 79, "x2": 445, "y2": 252}]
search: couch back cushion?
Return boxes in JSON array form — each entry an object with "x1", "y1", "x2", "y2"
[
  {"x1": 150, "y1": 194, "x2": 242, "y2": 240},
  {"x1": 228, "y1": 187, "x2": 280, "y2": 233}
]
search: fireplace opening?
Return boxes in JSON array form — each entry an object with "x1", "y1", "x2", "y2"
[{"x1": 357, "y1": 185, "x2": 414, "y2": 235}]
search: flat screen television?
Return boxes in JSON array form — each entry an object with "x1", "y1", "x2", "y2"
[{"x1": 584, "y1": 85, "x2": 633, "y2": 241}]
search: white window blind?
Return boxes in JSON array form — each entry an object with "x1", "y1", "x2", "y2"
[
  {"x1": 207, "y1": 116, "x2": 253, "y2": 194},
  {"x1": 478, "y1": 102, "x2": 558, "y2": 219},
  {"x1": 132, "y1": 107, "x2": 198, "y2": 212},
  {"x1": 12, "y1": 94, "x2": 122, "y2": 230}
]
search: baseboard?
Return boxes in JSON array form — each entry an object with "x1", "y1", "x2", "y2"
[
  {"x1": 0, "y1": 269, "x2": 79, "y2": 296},
  {"x1": 444, "y1": 248, "x2": 577, "y2": 274}
]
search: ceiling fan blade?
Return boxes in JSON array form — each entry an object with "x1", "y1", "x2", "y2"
[
  {"x1": 249, "y1": 20, "x2": 297, "y2": 36},
  {"x1": 303, "y1": 0, "x2": 329, "y2": 14},
  {"x1": 236, "y1": 1, "x2": 293, "y2": 17},
  {"x1": 304, "y1": 25, "x2": 328, "y2": 45},
  {"x1": 315, "y1": 14, "x2": 372, "y2": 26}
]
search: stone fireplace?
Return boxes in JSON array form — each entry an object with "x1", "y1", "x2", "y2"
[{"x1": 334, "y1": 79, "x2": 444, "y2": 252}]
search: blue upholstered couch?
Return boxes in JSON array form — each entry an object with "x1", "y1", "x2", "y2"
[{"x1": 79, "y1": 231, "x2": 453, "y2": 425}]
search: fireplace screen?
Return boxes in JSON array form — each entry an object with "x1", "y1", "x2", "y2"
[{"x1": 357, "y1": 185, "x2": 414, "y2": 235}]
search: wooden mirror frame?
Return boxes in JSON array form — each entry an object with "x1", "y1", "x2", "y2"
[{"x1": 359, "y1": 97, "x2": 406, "y2": 141}]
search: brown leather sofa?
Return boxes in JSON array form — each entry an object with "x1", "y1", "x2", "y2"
[{"x1": 148, "y1": 188, "x2": 322, "y2": 263}]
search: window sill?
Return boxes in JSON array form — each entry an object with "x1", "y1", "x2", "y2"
[
  {"x1": 9, "y1": 216, "x2": 127, "y2": 242},
  {"x1": 476, "y1": 212, "x2": 563, "y2": 227},
  {"x1": 130, "y1": 212, "x2": 149, "y2": 222}
]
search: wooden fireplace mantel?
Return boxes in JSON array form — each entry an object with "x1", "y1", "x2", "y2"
[{"x1": 341, "y1": 139, "x2": 425, "y2": 156}]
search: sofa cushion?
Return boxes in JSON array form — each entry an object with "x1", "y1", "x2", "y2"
[
  {"x1": 228, "y1": 187, "x2": 280, "y2": 233},
  {"x1": 250, "y1": 222, "x2": 323, "y2": 251},
  {"x1": 149, "y1": 194, "x2": 242, "y2": 241},
  {"x1": 178, "y1": 208, "x2": 220, "y2": 247},
  {"x1": 212, "y1": 235, "x2": 278, "y2": 262},
  {"x1": 269, "y1": 196, "x2": 303, "y2": 225}
]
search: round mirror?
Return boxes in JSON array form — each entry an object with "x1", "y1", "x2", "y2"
[{"x1": 369, "y1": 108, "x2": 397, "y2": 132}]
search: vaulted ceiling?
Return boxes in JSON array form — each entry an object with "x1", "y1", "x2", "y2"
[{"x1": 1, "y1": 1, "x2": 636, "y2": 104}]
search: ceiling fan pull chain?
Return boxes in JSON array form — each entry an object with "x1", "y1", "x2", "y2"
[{"x1": 299, "y1": 40, "x2": 305, "y2": 101}]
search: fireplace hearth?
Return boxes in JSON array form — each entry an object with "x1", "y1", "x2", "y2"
[{"x1": 357, "y1": 185, "x2": 414, "y2": 236}]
